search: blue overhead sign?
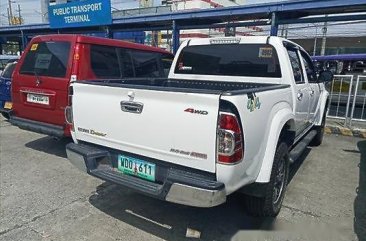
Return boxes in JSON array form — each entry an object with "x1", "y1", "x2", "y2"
[{"x1": 48, "y1": 0, "x2": 112, "y2": 29}]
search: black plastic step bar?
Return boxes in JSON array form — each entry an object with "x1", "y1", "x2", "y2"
[{"x1": 289, "y1": 130, "x2": 317, "y2": 163}]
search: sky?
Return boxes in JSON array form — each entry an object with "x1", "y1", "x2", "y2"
[
  {"x1": 0, "y1": 0, "x2": 42, "y2": 25},
  {"x1": 0, "y1": 0, "x2": 365, "y2": 38},
  {"x1": 0, "y1": 0, "x2": 285, "y2": 26}
]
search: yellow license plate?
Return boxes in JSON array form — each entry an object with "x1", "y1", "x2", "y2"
[{"x1": 4, "y1": 102, "x2": 12, "y2": 109}]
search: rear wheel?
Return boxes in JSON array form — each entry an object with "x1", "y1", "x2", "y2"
[{"x1": 244, "y1": 142, "x2": 289, "y2": 217}]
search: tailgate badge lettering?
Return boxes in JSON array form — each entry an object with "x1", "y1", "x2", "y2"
[
  {"x1": 77, "y1": 127, "x2": 107, "y2": 137},
  {"x1": 170, "y1": 148, "x2": 208, "y2": 160},
  {"x1": 184, "y1": 108, "x2": 208, "y2": 115}
]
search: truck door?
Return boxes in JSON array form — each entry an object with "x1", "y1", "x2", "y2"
[
  {"x1": 286, "y1": 48, "x2": 311, "y2": 136},
  {"x1": 299, "y1": 50, "x2": 321, "y2": 123}
]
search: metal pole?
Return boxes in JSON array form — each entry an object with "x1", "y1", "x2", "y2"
[
  {"x1": 320, "y1": 15, "x2": 328, "y2": 56},
  {"x1": 17, "y1": 4, "x2": 21, "y2": 25},
  {"x1": 270, "y1": 12, "x2": 278, "y2": 36},
  {"x1": 344, "y1": 76, "x2": 354, "y2": 126},
  {"x1": 8, "y1": 0, "x2": 13, "y2": 25},
  {"x1": 284, "y1": 24, "x2": 288, "y2": 38},
  {"x1": 172, "y1": 20, "x2": 180, "y2": 54},
  {"x1": 313, "y1": 24, "x2": 318, "y2": 56},
  {"x1": 105, "y1": 26, "x2": 112, "y2": 39},
  {"x1": 167, "y1": 29, "x2": 170, "y2": 49},
  {"x1": 350, "y1": 75, "x2": 360, "y2": 127},
  {"x1": 7, "y1": 8, "x2": 10, "y2": 25},
  {"x1": 20, "y1": 30, "x2": 26, "y2": 51}
]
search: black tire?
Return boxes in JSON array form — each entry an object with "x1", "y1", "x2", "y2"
[
  {"x1": 244, "y1": 142, "x2": 290, "y2": 217},
  {"x1": 310, "y1": 113, "x2": 326, "y2": 147},
  {"x1": 1, "y1": 112, "x2": 9, "y2": 120}
]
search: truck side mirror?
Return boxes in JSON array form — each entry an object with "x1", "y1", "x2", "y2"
[{"x1": 318, "y1": 70, "x2": 333, "y2": 83}]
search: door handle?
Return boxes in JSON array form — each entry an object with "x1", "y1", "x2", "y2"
[
  {"x1": 120, "y1": 101, "x2": 144, "y2": 114},
  {"x1": 297, "y1": 92, "x2": 303, "y2": 101}
]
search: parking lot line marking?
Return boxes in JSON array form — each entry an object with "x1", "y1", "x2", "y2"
[{"x1": 125, "y1": 209, "x2": 172, "y2": 230}]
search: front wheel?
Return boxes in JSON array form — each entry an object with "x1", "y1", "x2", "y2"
[
  {"x1": 310, "y1": 113, "x2": 326, "y2": 147},
  {"x1": 244, "y1": 142, "x2": 290, "y2": 217}
]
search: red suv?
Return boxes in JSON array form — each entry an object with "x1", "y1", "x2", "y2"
[{"x1": 10, "y1": 34, "x2": 173, "y2": 137}]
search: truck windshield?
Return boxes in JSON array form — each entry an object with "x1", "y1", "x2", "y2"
[
  {"x1": 19, "y1": 41, "x2": 70, "y2": 78},
  {"x1": 175, "y1": 44, "x2": 282, "y2": 78}
]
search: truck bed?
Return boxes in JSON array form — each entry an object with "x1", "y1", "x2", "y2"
[
  {"x1": 70, "y1": 77, "x2": 290, "y2": 174},
  {"x1": 76, "y1": 78, "x2": 289, "y2": 96}
]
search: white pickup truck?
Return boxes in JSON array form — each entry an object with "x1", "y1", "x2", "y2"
[{"x1": 65, "y1": 36, "x2": 332, "y2": 217}]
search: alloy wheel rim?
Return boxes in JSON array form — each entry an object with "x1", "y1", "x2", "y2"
[{"x1": 273, "y1": 155, "x2": 286, "y2": 205}]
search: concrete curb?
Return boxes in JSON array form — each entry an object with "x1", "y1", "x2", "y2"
[{"x1": 325, "y1": 125, "x2": 366, "y2": 138}]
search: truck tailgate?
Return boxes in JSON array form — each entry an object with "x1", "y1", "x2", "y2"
[{"x1": 72, "y1": 82, "x2": 220, "y2": 173}]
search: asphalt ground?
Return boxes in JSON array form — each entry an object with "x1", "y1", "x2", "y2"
[{"x1": 0, "y1": 115, "x2": 365, "y2": 241}]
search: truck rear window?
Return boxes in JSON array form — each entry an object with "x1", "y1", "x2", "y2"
[
  {"x1": 90, "y1": 45, "x2": 121, "y2": 79},
  {"x1": 90, "y1": 45, "x2": 173, "y2": 78},
  {"x1": 175, "y1": 44, "x2": 282, "y2": 78},
  {"x1": 20, "y1": 41, "x2": 70, "y2": 78}
]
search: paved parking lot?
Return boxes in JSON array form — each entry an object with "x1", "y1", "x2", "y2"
[{"x1": 0, "y1": 116, "x2": 365, "y2": 241}]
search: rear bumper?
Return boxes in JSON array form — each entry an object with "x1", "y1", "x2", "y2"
[
  {"x1": 66, "y1": 142, "x2": 226, "y2": 208},
  {"x1": 10, "y1": 116, "x2": 65, "y2": 138}
]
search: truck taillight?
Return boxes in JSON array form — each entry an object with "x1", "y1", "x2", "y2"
[
  {"x1": 217, "y1": 112, "x2": 244, "y2": 164},
  {"x1": 65, "y1": 106, "x2": 74, "y2": 131}
]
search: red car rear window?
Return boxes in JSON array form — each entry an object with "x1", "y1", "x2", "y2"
[{"x1": 20, "y1": 41, "x2": 71, "y2": 78}]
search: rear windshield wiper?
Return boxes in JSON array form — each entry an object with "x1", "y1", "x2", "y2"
[{"x1": 21, "y1": 70, "x2": 43, "y2": 84}]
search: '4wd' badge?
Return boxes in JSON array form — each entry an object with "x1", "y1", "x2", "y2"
[{"x1": 247, "y1": 96, "x2": 261, "y2": 112}]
